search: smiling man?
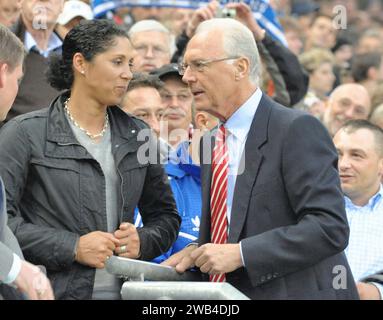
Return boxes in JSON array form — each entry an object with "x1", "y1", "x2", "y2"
[
  {"x1": 323, "y1": 83, "x2": 371, "y2": 137},
  {"x1": 334, "y1": 120, "x2": 383, "y2": 300}
]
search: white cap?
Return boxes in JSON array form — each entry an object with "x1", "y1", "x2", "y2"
[{"x1": 57, "y1": 0, "x2": 94, "y2": 25}]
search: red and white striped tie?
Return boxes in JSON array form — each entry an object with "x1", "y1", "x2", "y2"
[{"x1": 210, "y1": 124, "x2": 228, "y2": 282}]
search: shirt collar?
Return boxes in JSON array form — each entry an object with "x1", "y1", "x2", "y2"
[
  {"x1": 345, "y1": 184, "x2": 383, "y2": 211},
  {"x1": 224, "y1": 88, "x2": 262, "y2": 143},
  {"x1": 25, "y1": 31, "x2": 62, "y2": 58}
]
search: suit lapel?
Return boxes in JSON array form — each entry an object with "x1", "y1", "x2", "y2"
[{"x1": 228, "y1": 95, "x2": 272, "y2": 243}]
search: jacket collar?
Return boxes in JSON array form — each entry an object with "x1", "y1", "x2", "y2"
[{"x1": 45, "y1": 92, "x2": 144, "y2": 161}]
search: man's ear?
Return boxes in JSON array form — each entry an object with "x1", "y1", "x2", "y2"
[
  {"x1": 235, "y1": 57, "x2": 250, "y2": 80},
  {"x1": 367, "y1": 67, "x2": 377, "y2": 81},
  {"x1": 195, "y1": 112, "x2": 208, "y2": 130},
  {"x1": 378, "y1": 157, "x2": 383, "y2": 178},
  {"x1": 0, "y1": 63, "x2": 9, "y2": 89}
]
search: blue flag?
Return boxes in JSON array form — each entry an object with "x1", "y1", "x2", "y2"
[{"x1": 91, "y1": 0, "x2": 287, "y2": 46}]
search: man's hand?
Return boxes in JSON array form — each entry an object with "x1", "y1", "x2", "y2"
[
  {"x1": 357, "y1": 282, "x2": 381, "y2": 300},
  {"x1": 14, "y1": 261, "x2": 54, "y2": 300},
  {"x1": 225, "y1": 2, "x2": 266, "y2": 41},
  {"x1": 162, "y1": 243, "x2": 243, "y2": 275},
  {"x1": 75, "y1": 231, "x2": 120, "y2": 268},
  {"x1": 192, "y1": 243, "x2": 243, "y2": 275},
  {"x1": 161, "y1": 244, "x2": 198, "y2": 273},
  {"x1": 186, "y1": 0, "x2": 220, "y2": 38},
  {"x1": 114, "y1": 223, "x2": 141, "y2": 259}
]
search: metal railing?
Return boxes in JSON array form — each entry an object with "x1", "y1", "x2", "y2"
[{"x1": 105, "y1": 256, "x2": 249, "y2": 300}]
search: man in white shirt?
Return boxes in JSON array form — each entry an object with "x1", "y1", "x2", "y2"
[
  {"x1": 333, "y1": 119, "x2": 383, "y2": 300},
  {"x1": 0, "y1": 24, "x2": 53, "y2": 300}
]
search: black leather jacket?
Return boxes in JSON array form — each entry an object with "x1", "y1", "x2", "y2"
[{"x1": 0, "y1": 92, "x2": 180, "y2": 299}]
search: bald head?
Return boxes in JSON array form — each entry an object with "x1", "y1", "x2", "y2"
[{"x1": 323, "y1": 83, "x2": 371, "y2": 136}]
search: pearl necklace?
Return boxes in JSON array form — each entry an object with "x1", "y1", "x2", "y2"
[{"x1": 64, "y1": 98, "x2": 109, "y2": 139}]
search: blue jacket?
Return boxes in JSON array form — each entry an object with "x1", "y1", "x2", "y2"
[{"x1": 134, "y1": 141, "x2": 201, "y2": 263}]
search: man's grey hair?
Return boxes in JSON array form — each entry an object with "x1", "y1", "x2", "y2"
[
  {"x1": 0, "y1": 25, "x2": 25, "y2": 71},
  {"x1": 195, "y1": 18, "x2": 261, "y2": 85},
  {"x1": 128, "y1": 19, "x2": 175, "y2": 54}
]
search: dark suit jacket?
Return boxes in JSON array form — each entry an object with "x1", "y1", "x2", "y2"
[{"x1": 199, "y1": 94, "x2": 358, "y2": 300}]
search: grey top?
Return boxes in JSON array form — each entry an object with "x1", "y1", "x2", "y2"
[{"x1": 67, "y1": 116, "x2": 121, "y2": 300}]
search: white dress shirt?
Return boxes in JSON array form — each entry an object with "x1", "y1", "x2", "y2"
[
  {"x1": 224, "y1": 88, "x2": 262, "y2": 225},
  {"x1": 24, "y1": 31, "x2": 62, "y2": 58},
  {"x1": 218, "y1": 88, "x2": 262, "y2": 265}
]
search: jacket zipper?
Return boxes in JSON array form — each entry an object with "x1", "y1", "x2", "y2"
[{"x1": 117, "y1": 166, "x2": 125, "y2": 225}]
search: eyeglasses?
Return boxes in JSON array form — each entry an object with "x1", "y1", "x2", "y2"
[
  {"x1": 178, "y1": 56, "x2": 240, "y2": 75},
  {"x1": 133, "y1": 44, "x2": 169, "y2": 56}
]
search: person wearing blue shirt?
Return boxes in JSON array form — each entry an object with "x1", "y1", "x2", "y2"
[
  {"x1": 334, "y1": 119, "x2": 383, "y2": 300},
  {"x1": 134, "y1": 109, "x2": 218, "y2": 263}
]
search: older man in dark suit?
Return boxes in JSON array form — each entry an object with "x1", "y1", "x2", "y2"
[{"x1": 164, "y1": 18, "x2": 358, "y2": 300}]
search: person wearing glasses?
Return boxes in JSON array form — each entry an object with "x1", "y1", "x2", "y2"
[
  {"x1": 323, "y1": 83, "x2": 372, "y2": 137},
  {"x1": 163, "y1": 18, "x2": 358, "y2": 300},
  {"x1": 151, "y1": 63, "x2": 194, "y2": 149},
  {"x1": 128, "y1": 19, "x2": 174, "y2": 73}
]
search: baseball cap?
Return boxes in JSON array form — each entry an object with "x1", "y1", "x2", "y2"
[
  {"x1": 290, "y1": 0, "x2": 320, "y2": 16},
  {"x1": 150, "y1": 63, "x2": 181, "y2": 80},
  {"x1": 57, "y1": 0, "x2": 94, "y2": 25}
]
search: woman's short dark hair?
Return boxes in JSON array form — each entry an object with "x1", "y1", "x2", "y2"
[{"x1": 47, "y1": 19, "x2": 128, "y2": 91}]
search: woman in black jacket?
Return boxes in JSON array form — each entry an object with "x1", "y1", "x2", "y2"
[{"x1": 0, "y1": 19, "x2": 180, "y2": 300}]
